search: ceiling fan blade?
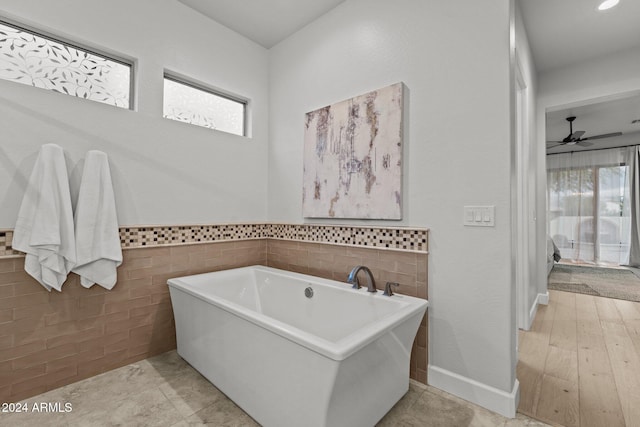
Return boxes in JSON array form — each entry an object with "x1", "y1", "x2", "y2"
[
  {"x1": 570, "y1": 130, "x2": 585, "y2": 140},
  {"x1": 546, "y1": 142, "x2": 564, "y2": 148},
  {"x1": 576, "y1": 141, "x2": 594, "y2": 147},
  {"x1": 581, "y1": 132, "x2": 623, "y2": 141}
]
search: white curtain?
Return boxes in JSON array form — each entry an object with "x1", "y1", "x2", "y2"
[
  {"x1": 547, "y1": 147, "x2": 634, "y2": 266},
  {"x1": 628, "y1": 147, "x2": 640, "y2": 267}
]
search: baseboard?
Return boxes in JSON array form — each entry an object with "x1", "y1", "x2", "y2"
[
  {"x1": 427, "y1": 365, "x2": 519, "y2": 418},
  {"x1": 526, "y1": 300, "x2": 537, "y2": 331},
  {"x1": 537, "y1": 292, "x2": 549, "y2": 305},
  {"x1": 523, "y1": 292, "x2": 548, "y2": 331}
]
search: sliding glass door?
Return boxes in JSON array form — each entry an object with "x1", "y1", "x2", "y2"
[{"x1": 548, "y1": 161, "x2": 631, "y2": 266}]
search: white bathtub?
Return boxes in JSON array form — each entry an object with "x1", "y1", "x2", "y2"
[{"x1": 167, "y1": 265, "x2": 428, "y2": 427}]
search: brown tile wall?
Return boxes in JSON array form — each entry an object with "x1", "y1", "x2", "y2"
[
  {"x1": 0, "y1": 240, "x2": 266, "y2": 403},
  {"x1": 266, "y1": 240, "x2": 428, "y2": 384},
  {"x1": 0, "y1": 235, "x2": 427, "y2": 402}
]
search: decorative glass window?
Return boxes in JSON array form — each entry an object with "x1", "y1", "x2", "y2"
[
  {"x1": 0, "y1": 20, "x2": 132, "y2": 109},
  {"x1": 163, "y1": 75, "x2": 246, "y2": 136}
]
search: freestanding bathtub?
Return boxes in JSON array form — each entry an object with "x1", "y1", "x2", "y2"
[{"x1": 167, "y1": 265, "x2": 428, "y2": 427}]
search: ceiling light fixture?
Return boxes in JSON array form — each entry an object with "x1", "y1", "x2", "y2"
[{"x1": 598, "y1": 0, "x2": 620, "y2": 11}]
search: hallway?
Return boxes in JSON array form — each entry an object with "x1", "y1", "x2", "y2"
[{"x1": 517, "y1": 290, "x2": 640, "y2": 426}]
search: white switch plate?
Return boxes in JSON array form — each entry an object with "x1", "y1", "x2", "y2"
[{"x1": 463, "y1": 206, "x2": 495, "y2": 227}]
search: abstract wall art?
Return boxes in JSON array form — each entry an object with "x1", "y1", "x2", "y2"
[{"x1": 303, "y1": 82, "x2": 403, "y2": 219}]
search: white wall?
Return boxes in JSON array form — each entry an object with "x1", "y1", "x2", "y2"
[
  {"x1": 269, "y1": 0, "x2": 518, "y2": 416},
  {"x1": 514, "y1": 3, "x2": 542, "y2": 329},
  {"x1": 539, "y1": 45, "x2": 640, "y2": 108},
  {"x1": 0, "y1": 0, "x2": 269, "y2": 228}
]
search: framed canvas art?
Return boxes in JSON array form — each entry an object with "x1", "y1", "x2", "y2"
[{"x1": 303, "y1": 82, "x2": 403, "y2": 219}]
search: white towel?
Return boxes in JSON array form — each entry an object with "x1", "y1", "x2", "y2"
[
  {"x1": 12, "y1": 144, "x2": 76, "y2": 292},
  {"x1": 72, "y1": 150, "x2": 122, "y2": 290}
]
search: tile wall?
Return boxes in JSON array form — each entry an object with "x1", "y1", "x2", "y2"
[
  {"x1": 0, "y1": 224, "x2": 428, "y2": 402},
  {"x1": 0, "y1": 240, "x2": 266, "y2": 402}
]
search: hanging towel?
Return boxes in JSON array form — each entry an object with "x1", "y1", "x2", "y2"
[
  {"x1": 12, "y1": 144, "x2": 76, "y2": 292},
  {"x1": 72, "y1": 150, "x2": 122, "y2": 290}
]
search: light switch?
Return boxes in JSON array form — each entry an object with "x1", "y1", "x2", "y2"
[
  {"x1": 465, "y1": 209, "x2": 474, "y2": 222},
  {"x1": 464, "y1": 206, "x2": 495, "y2": 227}
]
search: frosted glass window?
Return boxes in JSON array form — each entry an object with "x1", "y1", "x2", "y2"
[
  {"x1": 163, "y1": 76, "x2": 245, "y2": 136},
  {"x1": 0, "y1": 20, "x2": 131, "y2": 109}
]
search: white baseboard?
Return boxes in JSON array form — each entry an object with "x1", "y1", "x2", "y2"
[
  {"x1": 526, "y1": 300, "x2": 537, "y2": 331},
  {"x1": 527, "y1": 292, "x2": 546, "y2": 329},
  {"x1": 523, "y1": 292, "x2": 548, "y2": 331},
  {"x1": 537, "y1": 292, "x2": 549, "y2": 305},
  {"x1": 427, "y1": 365, "x2": 519, "y2": 418}
]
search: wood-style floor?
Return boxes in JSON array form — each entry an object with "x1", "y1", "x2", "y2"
[{"x1": 517, "y1": 290, "x2": 640, "y2": 427}]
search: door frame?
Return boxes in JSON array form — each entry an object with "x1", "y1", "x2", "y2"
[{"x1": 515, "y1": 50, "x2": 531, "y2": 330}]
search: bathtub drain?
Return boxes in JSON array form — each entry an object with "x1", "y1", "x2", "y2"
[{"x1": 304, "y1": 286, "x2": 314, "y2": 298}]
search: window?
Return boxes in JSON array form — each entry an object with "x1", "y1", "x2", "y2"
[
  {"x1": 0, "y1": 20, "x2": 132, "y2": 109},
  {"x1": 163, "y1": 75, "x2": 246, "y2": 136}
]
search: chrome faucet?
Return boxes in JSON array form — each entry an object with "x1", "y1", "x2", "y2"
[{"x1": 347, "y1": 266, "x2": 377, "y2": 293}]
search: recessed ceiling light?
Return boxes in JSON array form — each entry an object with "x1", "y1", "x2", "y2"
[{"x1": 598, "y1": 0, "x2": 620, "y2": 11}]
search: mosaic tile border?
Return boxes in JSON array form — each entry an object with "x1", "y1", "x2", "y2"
[
  {"x1": 269, "y1": 224, "x2": 428, "y2": 252},
  {"x1": 0, "y1": 223, "x2": 428, "y2": 257},
  {"x1": 119, "y1": 224, "x2": 271, "y2": 249},
  {"x1": 0, "y1": 230, "x2": 18, "y2": 257}
]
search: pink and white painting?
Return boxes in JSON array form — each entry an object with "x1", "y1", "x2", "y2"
[{"x1": 303, "y1": 82, "x2": 403, "y2": 219}]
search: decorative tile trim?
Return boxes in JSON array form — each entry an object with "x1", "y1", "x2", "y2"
[
  {"x1": 0, "y1": 223, "x2": 428, "y2": 257},
  {"x1": 119, "y1": 223, "x2": 271, "y2": 248},
  {"x1": 0, "y1": 230, "x2": 19, "y2": 257},
  {"x1": 269, "y1": 224, "x2": 429, "y2": 252}
]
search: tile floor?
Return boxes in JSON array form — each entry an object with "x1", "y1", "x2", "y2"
[{"x1": 0, "y1": 350, "x2": 548, "y2": 427}]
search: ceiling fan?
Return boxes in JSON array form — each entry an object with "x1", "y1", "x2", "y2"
[{"x1": 546, "y1": 116, "x2": 623, "y2": 149}]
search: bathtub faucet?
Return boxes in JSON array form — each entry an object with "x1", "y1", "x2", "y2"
[{"x1": 347, "y1": 266, "x2": 377, "y2": 293}]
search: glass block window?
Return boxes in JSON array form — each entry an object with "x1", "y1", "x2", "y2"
[
  {"x1": 0, "y1": 20, "x2": 131, "y2": 109},
  {"x1": 163, "y1": 75, "x2": 246, "y2": 136}
]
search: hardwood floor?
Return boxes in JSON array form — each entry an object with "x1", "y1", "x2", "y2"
[{"x1": 517, "y1": 290, "x2": 640, "y2": 427}]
